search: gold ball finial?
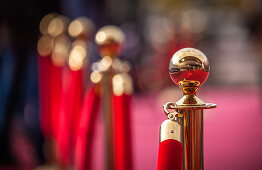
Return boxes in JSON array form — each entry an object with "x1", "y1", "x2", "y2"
[
  {"x1": 169, "y1": 48, "x2": 209, "y2": 94},
  {"x1": 95, "y1": 25, "x2": 125, "y2": 57},
  {"x1": 68, "y1": 17, "x2": 95, "y2": 39}
]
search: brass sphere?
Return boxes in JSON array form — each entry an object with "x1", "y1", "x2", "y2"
[
  {"x1": 47, "y1": 15, "x2": 70, "y2": 37},
  {"x1": 95, "y1": 25, "x2": 125, "y2": 57},
  {"x1": 169, "y1": 48, "x2": 209, "y2": 89},
  {"x1": 39, "y1": 13, "x2": 57, "y2": 35},
  {"x1": 68, "y1": 17, "x2": 95, "y2": 39}
]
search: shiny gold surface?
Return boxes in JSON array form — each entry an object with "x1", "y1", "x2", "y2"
[
  {"x1": 39, "y1": 13, "x2": 57, "y2": 35},
  {"x1": 95, "y1": 25, "x2": 125, "y2": 57},
  {"x1": 182, "y1": 109, "x2": 204, "y2": 170},
  {"x1": 176, "y1": 95, "x2": 206, "y2": 106},
  {"x1": 163, "y1": 102, "x2": 216, "y2": 113},
  {"x1": 169, "y1": 48, "x2": 209, "y2": 87},
  {"x1": 48, "y1": 15, "x2": 69, "y2": 37},
  {"x1": 93, "y1": 26, "x2": 132, "y2": 170},
  {"x1": 160, "y1": 112, "x2": 183, "y2": 143},
  {"x1": 112, "y1": 73, "x2": 133, "y2": 96},
  {"x1": 37, "y1": 35, "x2": 54, "y2": 56},
  {"x1": 51, "y1": 35, "x2": 71, "y2": 66},
  {"x1": 162, "y1": 104, "x2": 206, "y2": 170},
  {"x1": 95, "y1": 25, "x2": 124, "y2": 45},
  {"x1": 68, "y1": 43, "x2": 87, "y2": 71},
  {"x1": 171, "y1": 103, "x2": 216, "y2": 110},
  {"x1": 169, "y1": 48, "x2": 213, "y2": 106},
  {"x1": 169, "y1": 48, "x2": 209, "y2": 89},
  {"x1": 93, "y1": 25, "x2": 127, "y2": 170},
  {"x1": 90, "y1": 71, "x2": 103, "y2": 83},
  {"x1": 161, "y1": 48, "x2": 217, "y2": 170},
  {"x1": 68, "y1": 17, "x2": 94, "y2": 38},
  {"x1": 101, "y1": 71, "x2": 115, "y2": 170}
]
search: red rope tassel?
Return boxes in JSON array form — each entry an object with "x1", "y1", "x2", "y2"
[
  {"x1": 74, "y1": 86, "x2": 100, "y2": 170},
  {"x1": 113, "y1": 94, "x2": 133, "y2": 170},
  {"x1": 157, "y1": 139, "x2": 183, "y2": 170}
]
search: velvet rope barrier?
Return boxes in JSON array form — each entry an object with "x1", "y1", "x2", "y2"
[
  {"x1": 55, "y1": 68, "x2": 71, "y2": 167},
  {"x1": 38, "y1": 55, "x2": 52, "y2": 138},
  {"x1": 50, "y1": 63, "x2": 63, "y2": 139},
  {"x1": 157, "y1": 139, "x2": 183, "y2": 170},
  {"x1": 74, "y1": 86, "x2": 100, "y2": 170},
  {"x1": 68, "y1": 69, "x2": 83, "y2": 146},
  {"x1": 37, "y1": 34, "x2": 64, "y2": 166},
  {"x1": 157, "y1": 106, "x2": 183, "y2": 170},
  {"x1": 112, "y1": 94, "x2": 133, "y2": 170},
  {"x1": 55, "y1": 68, "x2": 83, "y2": 167}
]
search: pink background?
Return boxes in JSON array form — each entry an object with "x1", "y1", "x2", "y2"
[{"x1": 92, "y1": 87, "x2": 262, "y2": 170}]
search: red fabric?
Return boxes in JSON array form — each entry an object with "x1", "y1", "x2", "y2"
[
  {"x1": 38, "y1": 55, "x2": 52, "y2": 137},
  {"x1": 55, "y1": 68, "x2": 71, "y2": 166},
  {"x1": 68, "y1": 70, "x2": 83, "y2": 146},
  {"x1": 113, "y1": 94, "x2": 133, "y2": 170},
  {"x1": 157, "y1": 139, "x2": 183, "y2": 170},
  {"x1": 55, "y1": 68, "x2": 83, "y2": 166},
  {"x1": 74, "y1": 86, "x2": 100, "y2": 170},
  {"x1": 50, "y1": 64, "x2": 63, "y2": 138}
]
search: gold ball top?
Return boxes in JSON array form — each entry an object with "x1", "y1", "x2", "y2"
[
  {"x1": 95, "y1": 25, "x2": 125, "y2": 57},
  {"x1": 47, "y1": 15, "x2": 70, "y2": 37},
  {"x1": 39, "y1": 13, "x2": 57, "y2": 35},
  {"x1": 68, "y1": 17, "x2": 95, "y2": 39},
  {"x1": 169, "y1": 48, "x2": 209, "y2": 91}
]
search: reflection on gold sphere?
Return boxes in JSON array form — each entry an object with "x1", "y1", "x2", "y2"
[
  {"x1": 95, "y1": 25, "x2": 125, "y2": 57},
  {"x1": 169, "y1": 48, "x2": 209, "y2": 89}
]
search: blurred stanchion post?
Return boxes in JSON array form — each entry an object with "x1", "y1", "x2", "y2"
[
  {"x1": 54, "y1": 17, "x2": 95, "y2": 168},
  {"x1": 90, "y1": 25, "x2": 133, "y2": 170},
  {"x1": 65, "y1": 17, "x2": 100, "y2": 170},
  {"x1": 68, "y1": 17, "x2": 95, "y2": 145},
  {"x1": 38, "y1": 13, "x2": 67, "y2": 168},
  {"x1": 47, "y1": 14, "x2": 71, "y2": 168},
  {"x1": 74, "y1": 84, "x2": 101, "y2": 170},
  {"x1": 37, "y1": 14, "x2": 134, "y2": 170},
  {"x1": 112, "y1": 73, "x2": 133, "y2": 170},
  {"x1": 37, "y1": 14, "x2": 95, "y2": 169},
  {"x1": 157, "y1": 48, "x2": 216, "y2": 170},
  {"x1": 64, "y1": 16, "x2": 95, "y2": 165},
  {"x1": 38, "y1": 13, "x2": 55, "y2": 139}
]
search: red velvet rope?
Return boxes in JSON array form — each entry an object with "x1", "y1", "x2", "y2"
[
  {"x1": 55, "y1": 68, "x2": 83, "y2": 166},
  {"x1": 38, "y1": 55, "x2": 52, "y2": 137},
  {"x1": 113, "y1": 94, "x2": 133, "y2": 170},
  {"x1": 50, "y1": 64, "x2": 63, "y2": 139},
  {"x1": 157, "y1": 139, "x2": 183, "y2": 170},
  {"x1": 74, "y1": 86, "x2": 100, "y2": 170}
]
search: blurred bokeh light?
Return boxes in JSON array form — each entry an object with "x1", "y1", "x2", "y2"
[{"x1": 0, "y1": 0, "x2": 262, "y2": 169}]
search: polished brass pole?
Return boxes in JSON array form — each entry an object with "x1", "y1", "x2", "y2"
[
  {"x1": 161, "y1": 48, "x2": 216, "y2": 170},
  {"x1": 101, "y1": 70, "x2": 115, "y2": 170},
  {"x1": 182, "y1": 109, "x2": 203, "y2": 170},
  {"x1": 95, "y1": 25, "x2": 125, "y2": 170}
]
